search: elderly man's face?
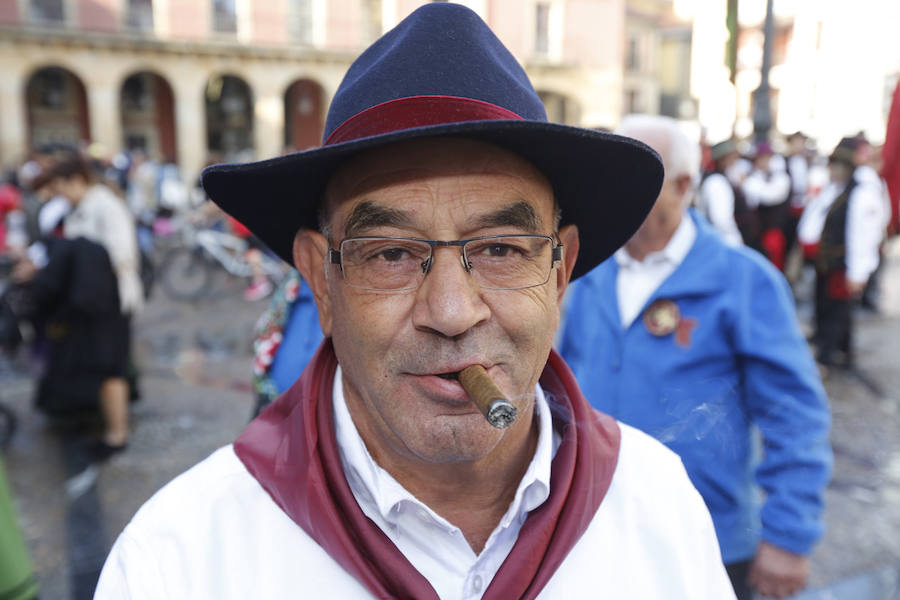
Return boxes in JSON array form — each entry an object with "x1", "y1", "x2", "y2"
[{"x1": 294, "y1": 139, "x2": 578, "y2": 467}]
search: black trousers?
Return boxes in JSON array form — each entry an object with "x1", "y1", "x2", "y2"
[
  {"x1": 726, "y1": 559, "x2": 753, "y2": 600},
  {"x1": 814, "y1": 269, "x2": 852, "y2": 366}
]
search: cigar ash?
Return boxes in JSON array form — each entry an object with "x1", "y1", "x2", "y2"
[{"x1": 457, "y1": 365, "x2": 518, "y2": 429}]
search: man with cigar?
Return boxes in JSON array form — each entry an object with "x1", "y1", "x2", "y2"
[
  {"x1": 559, "y1": 115, "x2": 831, "y2": 600},
  {"x1": 95, "y1": 5, "x2": 734, "y2": 598}
]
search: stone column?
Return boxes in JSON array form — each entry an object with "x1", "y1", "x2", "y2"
[
  {"x1": 254, "y1": 90, "x2": 284, "y2": 160},
  {"x1": 170, "y1": 72, "x2": 208, "y2": 184},
  {"x1": 0, "y1": 66, "x2": 28, "y2": 165},
  {"x1": 87, "y1": 82, "x2": 122, "y2": 154}
]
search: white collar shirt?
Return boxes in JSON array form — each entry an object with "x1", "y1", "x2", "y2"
[
  {"x1": 332, "y1": 366, "x2": 559, "y2": 600},
  {"x1": 615, "y1": 215, "x2": 697, "y2": 328}
]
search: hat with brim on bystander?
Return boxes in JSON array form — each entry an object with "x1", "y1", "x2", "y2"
[
  {"x1": 710, "y1": 139, "x2": 739, "y2": 162},
  {"x1": 828, "y1": 137, "x2": 858, "y2": 168},
  {"x1": 201, "y1": 3, "x2": 663, "y2": 281}
]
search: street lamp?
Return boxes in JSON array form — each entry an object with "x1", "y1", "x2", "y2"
[{"x1": 752, "y1": 0, "x2": 775, "y2": 143}]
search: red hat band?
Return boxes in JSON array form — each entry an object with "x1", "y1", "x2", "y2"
[{"x1": 324, "y1": 95, "x2": 524, "y2": 146}]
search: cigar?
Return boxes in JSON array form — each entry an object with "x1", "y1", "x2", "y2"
[{"x1": 458, "y1": 365, "x2": 517, "y2": 429}]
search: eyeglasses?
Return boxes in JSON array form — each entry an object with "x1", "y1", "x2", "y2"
[{"x1": 328, "y1": 234, "x2": 563, "y2": 291}]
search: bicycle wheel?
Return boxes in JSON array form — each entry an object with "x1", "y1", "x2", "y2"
[{"x1": 159, "y1": 247, "x2": 213, "y2": 301}]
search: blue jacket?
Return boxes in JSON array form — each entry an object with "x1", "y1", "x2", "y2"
[{"x1": 558, "y1": 211, "x2": 832, "y2": 563}]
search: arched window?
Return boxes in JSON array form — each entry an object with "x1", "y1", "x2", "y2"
[
  {"x1": 25, "y1": 66, "x2": 90, "y2": 147},
  {"x1": 206, "y1": 75, "x2": 254, "y2": 161},
  {"x1": 284, "y1": 79, "x2": 324, "y2": 152},
  {"x1": 121, "y1": 72, "x2": 177, "y2": 161}
]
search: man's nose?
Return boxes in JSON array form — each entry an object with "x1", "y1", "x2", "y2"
[{"x1": 411, "y1": 246, "x2": 490, "y2": 338}]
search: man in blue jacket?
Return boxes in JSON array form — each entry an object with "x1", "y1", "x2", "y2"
[{"x1": 558, "y1": 115, "x2": 831, "y2": 600}]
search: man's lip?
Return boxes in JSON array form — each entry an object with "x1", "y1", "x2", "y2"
[{"x1": 420, "y1": 363, "x2": 491, "y2": 377}]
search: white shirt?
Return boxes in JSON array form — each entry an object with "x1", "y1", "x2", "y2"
[
  {"x1": 64, "y1": 184, "x2": 143, "y2": 314},
  {"x1": 699, "y1": 173, "x2": 744, "y2": 247},
  {"x1": 334, "y1": 366, "x2": 558, "y2": 600},
  {"x1": 94, "y1": 423, "x2": 735, "y2": 599},
  {"x1": 787, "y1": 154, "x2": 809, "y2": 209},
  {"x1": 797, "y1": 174, "x2": 885, "y2": 284},
  {"x1": 742, "y1": 162, "x2": 792, "y2": 208},
  {"x1": 615, "y1": 215, "x2": 696, "y2": 328}
]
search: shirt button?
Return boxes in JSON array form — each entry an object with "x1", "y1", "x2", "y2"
[{"x1": 472, "y1": 574, "x2": 483, "y2": 593}]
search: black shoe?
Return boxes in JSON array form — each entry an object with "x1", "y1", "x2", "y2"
[{"x1": 87, "y1": 440, "x2": 128, "y2": 463}]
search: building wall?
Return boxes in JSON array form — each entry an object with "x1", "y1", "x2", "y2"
[{"x1": 0, "y1": 0, "x2": 629, "y2": 180}]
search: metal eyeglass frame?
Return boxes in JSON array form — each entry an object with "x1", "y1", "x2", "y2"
[{"x1": 328, "y1": 234, "x2": 564, "y2": 291}]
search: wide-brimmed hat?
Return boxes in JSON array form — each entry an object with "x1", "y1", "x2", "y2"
[
  {"x1": 202, "y1": 3, "x2": 663, "y2": 280},
  {"x1": 828, "y1": 137, "x2": 859, "y2": 168},
  {"x1": 710, "y1": 139, "x2": 738, "y2": 162}
]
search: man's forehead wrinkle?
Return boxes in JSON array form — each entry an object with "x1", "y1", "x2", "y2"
[{"x1": 343, "y1": 200, "x2": 415, "y2": 238}]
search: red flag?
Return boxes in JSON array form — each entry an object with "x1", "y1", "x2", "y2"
[{"x1": 882, "y1": 80, "x2": 900, "y2": 236}]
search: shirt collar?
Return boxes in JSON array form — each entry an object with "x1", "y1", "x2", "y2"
[
  {"x1": 614, "y1": 212, "x2": 697, "y2": 269},
  {"x1": 332, "y1": 366, "x2": 556, "y2": 530}
]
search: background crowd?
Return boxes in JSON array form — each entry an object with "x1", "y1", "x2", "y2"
[{"x1": 0, "y1": 71, "x2": 898, "y2": 600}]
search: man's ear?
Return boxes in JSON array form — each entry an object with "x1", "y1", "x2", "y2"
[
  {"x1": 675, "y1": 173, "x2": 693, "y2": 198},
  {"x1": 293, "y1": 229, "x2": 333, "y2": 337},
  {"x1": 555, "y1": 224, "x2": 579, "y2": 303}
]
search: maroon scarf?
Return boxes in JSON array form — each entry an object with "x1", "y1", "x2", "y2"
[{"x1": 235, "y1": 341, "x2": 620, "y2": 599}]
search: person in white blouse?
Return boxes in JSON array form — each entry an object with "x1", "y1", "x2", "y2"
[
  {"x1": 698, "y1": 139, "x2": 757, "y2": 248},
  {"x1": 798, "y1": 137, "x2": 886, "y2": 367}
]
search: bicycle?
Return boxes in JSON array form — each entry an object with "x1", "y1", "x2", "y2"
[{"x1": 157, "y1": 218, "x2": 286, "y2": 301}]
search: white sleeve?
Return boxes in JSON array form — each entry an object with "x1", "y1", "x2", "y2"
[
  {"x1": 742, "y1": 170, "x2": 791, "y2": 207},
  {"x1": 797, "y1": 186, "x2": 834, "y2": 245},
  {"x1": 701, "y1": 175, "x2": 744, "y2": 247},
  {"x1": 684, "y1": 470, "x2": 738, "y2": 599},
  {"x1": 94, "y1": 529, "x2": 168, "y2": 599},
  {"x1": 789, "y1": 156, "x2": 808, "y2": 198},
  {"x1": 846, "y1": 183, "x2": 885, "y2": 284}
]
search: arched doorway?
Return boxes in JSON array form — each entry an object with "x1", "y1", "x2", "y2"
[
  {"x1": 120, "y1": 71, "x2": 177, "y2": 161},
  {"x1": 205, "y1": 74, "x2": 254, "y2": 161},
  {"x1": 283, "y1": 79, "x2": 324, "y2": 152},
  {"x1": 537, "y1": 91, "x2": 582, "y2": 126},
  {"x1": 25, "y1": 66, "x2": 90, "y2": 148}
]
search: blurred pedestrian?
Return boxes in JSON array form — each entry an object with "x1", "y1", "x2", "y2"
[
  {"x1": 851, "y1": 136, "x2": 892, "y2": 311},
  {"x1": 559, "y1": 115, "x2": 832, "y2": 600},
  {"x1": 784, "y1": 132, "x2": 811, "y2": 264},
  {"x1": 698, "y1": 139, "x2": 758, "y2": 248},
  {"x1": 25, "y1": 156, "x2": 142, "y2": 458},
  {"x1": 799, "y1": 137, "x2": 886, "y2": 368},
  {"x1": 742, "y1": 142, "x2": 792, "y2": 270},
  {"x1": 250, "y1": 269, "x2": 322, "y2": 418}
]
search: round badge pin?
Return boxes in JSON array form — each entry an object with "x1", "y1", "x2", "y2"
[{"x1": 643, "y1": 299, "x2": 680, "y2": 337}]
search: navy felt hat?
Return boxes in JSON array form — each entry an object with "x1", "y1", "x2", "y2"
[{"x1": 202, "y1": 2, "x2": 663, "y2": 280}]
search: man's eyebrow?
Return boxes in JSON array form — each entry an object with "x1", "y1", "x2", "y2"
[
  {"x1": 473, "y1": 201, "x2": 543, "y2": 233},
  {"x1": 343, "y1": 201, "x2": 414, "y2": 238}
]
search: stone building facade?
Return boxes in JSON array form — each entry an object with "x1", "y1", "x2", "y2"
[{"x1": 0, "y1": 0, "x2": 629, "y2": 182}]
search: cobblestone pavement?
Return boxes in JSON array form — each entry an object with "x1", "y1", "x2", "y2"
[{"x1": 2, "y1": 242, "x2": 899, "y2": 599}]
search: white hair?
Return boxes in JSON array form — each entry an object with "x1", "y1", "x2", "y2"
[{"x1": 615, "y1": 114, "x2": 700, "y2": 185}]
